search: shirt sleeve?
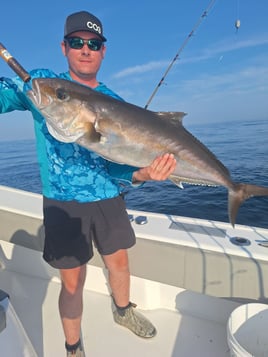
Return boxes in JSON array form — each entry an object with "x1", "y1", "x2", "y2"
[
  {"x1": 0, "y1": 69, "x2": 58, "y2": 114},
  {"x1": 106, "y1": 160, "x2": 145, "y2": 189},
  {"x1": 0, "y1": 76, "x2": 29, "y2": 113}
]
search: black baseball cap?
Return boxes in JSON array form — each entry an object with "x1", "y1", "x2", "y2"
[{"x1": 64, "y1": 11, "x2": 107, "y2": 42}]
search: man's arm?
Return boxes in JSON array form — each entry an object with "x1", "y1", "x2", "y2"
[{"x1": 0, "y1": 76, "x2": 27, "y2": 113}]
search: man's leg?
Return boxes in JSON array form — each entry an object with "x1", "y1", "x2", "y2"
[
  {"x1": 59, "y1": 264, "x2": 86, "y2": 345},
  {"x1": 102, "y1": 249, "x2": 156, "y2": 338},
  {"x1": 102, "y1": 249, "x2": 130, "y2": 307}
]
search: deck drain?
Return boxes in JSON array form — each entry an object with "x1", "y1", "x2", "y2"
[
  {"x1": 230, "y1": 237, "x2": 251, "y2": 246},
  {"x1": 128, "y1": 214, "x2": 134, "y2": 222},
  {"x1": 135, "y1": 216, "x2": 148, "y2": 225}
]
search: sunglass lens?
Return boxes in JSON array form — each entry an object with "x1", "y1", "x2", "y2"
[
  {"x1": 68, "y1": 38, "x2": 84, "y2": 49},
  {"x1": 87, "y1": 40, "x2": 102, "y2": 51}
]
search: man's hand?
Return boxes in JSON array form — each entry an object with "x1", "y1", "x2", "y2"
[{"x1": 132, "y1": 153, "x2": 176, "y2": 183}]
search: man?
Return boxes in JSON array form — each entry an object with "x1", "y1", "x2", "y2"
[{"x1": 0, "y1": 11, "x2": 176, "y2": 356}]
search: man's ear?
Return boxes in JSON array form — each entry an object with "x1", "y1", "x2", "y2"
[
  {"x1": 61, "y1": 41, "x2": 67, "y2": 56},
  {"x1": 101, "y1": 45, "x2": 106, "y2": 59}
]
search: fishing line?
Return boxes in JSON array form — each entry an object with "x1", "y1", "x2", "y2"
[
  {"x1": 235, "y1": 0, "x2": 240, "y2": 33},
  {"x1": 144, "y1": 0, "x2": 218, "y2": 109}
]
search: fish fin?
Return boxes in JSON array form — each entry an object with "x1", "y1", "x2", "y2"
[
  {"x1": 169, "y1": 176, "x2": 184, "y2": 189},
  {"x1": 155, "y1": 111, "x2": 187, "y2": 126},
  {"x1": 80, "y1": 123, "x2": 101, "y2": 142},
  {"x1": 229, "y1": 183, "x2": 268, "y2": 227}
]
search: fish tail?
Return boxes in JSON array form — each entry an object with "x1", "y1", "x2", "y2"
[{"x1": 229, "y1": 183, "x2": 268, "y2": 227}]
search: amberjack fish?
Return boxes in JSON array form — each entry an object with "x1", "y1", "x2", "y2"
[{"x1": 27, "y1": 77, "x2": 268, "y2": 226}]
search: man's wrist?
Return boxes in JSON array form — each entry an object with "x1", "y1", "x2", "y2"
[{"x1": 132, "y1": 170, "x2": 146, "y2": 184}]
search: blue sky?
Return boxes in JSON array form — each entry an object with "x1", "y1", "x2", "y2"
[{"x1": 0, "y1": 0, "x2": 267, "y2": 140}]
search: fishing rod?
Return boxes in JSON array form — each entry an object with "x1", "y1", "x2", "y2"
[
  {"x1": 144, "y1": 0, "x2": 217, "y2": 109},
  {"x1": 0, "y1": 42, "x2": 31, "y2": 82}
]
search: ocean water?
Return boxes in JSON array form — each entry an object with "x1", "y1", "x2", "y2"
[{"x1": 0, "y1": 119, "x2": 267, "y2": 228}]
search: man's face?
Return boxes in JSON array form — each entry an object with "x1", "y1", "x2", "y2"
[{"x1": 62, "y1": 31, "x2": 106, "y2": 83}]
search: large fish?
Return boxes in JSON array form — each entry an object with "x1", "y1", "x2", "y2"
[{"x1": 27, "y1": 77, "x2": 268, "y2": 226}]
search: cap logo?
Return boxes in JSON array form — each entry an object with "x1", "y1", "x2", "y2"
[{"x1": 86, "y1": 21, "x2": 101, "y2": 35}]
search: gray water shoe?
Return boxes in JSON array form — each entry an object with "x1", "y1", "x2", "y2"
[
  {"x1": 66, "y1": 347, "x2": 85, "y2": 357},
  {"x1": 113, "y1": 302, "x2": 157, "y2": 338}
]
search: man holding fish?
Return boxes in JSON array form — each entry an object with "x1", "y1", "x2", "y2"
[{"x1": 0, "y1": 10, "x2": 176, "y2": 357}]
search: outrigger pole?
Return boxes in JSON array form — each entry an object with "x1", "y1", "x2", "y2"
[{"x1": 144, "y1": 0, "x2": 217, "y2": 109}]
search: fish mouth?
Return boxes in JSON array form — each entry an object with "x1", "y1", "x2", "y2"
[{"x1": 27, "y1": 78, "x2": 53, "y2": 108}]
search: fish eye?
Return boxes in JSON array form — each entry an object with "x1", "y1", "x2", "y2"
[{"x1": 56, "y1": 88, "x2": 69, "y2": 101}]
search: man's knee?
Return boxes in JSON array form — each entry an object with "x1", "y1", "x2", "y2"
[
  {"x1": 60, "y1": 266, "x2": 86, "y2": 294},
  {"x1": 103, "y1": 249, "x2": 129, "y2": 273}
]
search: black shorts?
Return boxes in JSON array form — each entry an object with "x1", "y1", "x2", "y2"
[{"x1": 43, "y1": 195, "x2": 136, "y2": 269}]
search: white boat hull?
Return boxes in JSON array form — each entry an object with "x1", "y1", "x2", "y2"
[{"x1": 0, "y1": 185, "x2": 268, "y2": 356}]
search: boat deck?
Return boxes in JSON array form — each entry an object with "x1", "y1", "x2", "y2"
[
  {"x1": 1, "y1": 272, "x2": 231, "y2": 357},
  {"x1": 0, "y1": 240, "x2": 235, "y2": 357}
]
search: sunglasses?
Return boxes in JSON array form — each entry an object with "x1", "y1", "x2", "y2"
[{"x1": 65, "y1": 37, "x2": 103, "y2": 51}]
